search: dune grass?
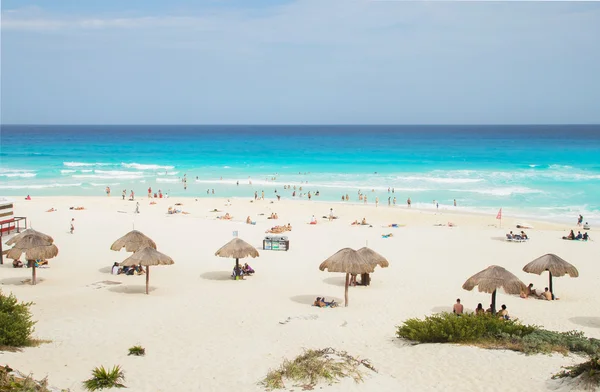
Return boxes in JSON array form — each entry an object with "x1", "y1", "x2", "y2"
[
  {"x1": 127, "y1": 345, "x2": 145, "y2": 356},
  {"x1": 552, "y1": 356, "x2": 600, "y2": 391},
  {"x1": 262, "y1": 348, "x2": 376, "y2": 390},
  {"x1": 82, "y1": 365, "x2": 126, "y2": 391},
  {"x1": 0, "y1": 364, "x2": 69, "y2": 392}
]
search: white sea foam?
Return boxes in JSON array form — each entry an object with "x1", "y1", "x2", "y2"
[
  {"x1": 0, "y1": 171, "x2": 37, "y2": 178},
  {"x1": 60, "y1": 170, "x2": 77, "y2": 174},
  {"x1": 63, "y1": 162, "x2": 113, "y2": 167},
  {"x1": 450, "y1": 187, "x2": 544, "y2": 196},
  {"x1": 121, "y1": 163, "x2": 174, "y2": 170},
  {"x1": 73, "y1": 173, "x2": 145, "y2": 180},
  {"x1": 157, "y1": 171, "x2": 179, "y2": 176},
  {"x1": 89, "y1": 182, "x2": 121, "y2": 187},
  {"x1": 156, "y1": 178, "x2": 180, "y2": 183},
  {"x1": 396, "y1": 176, "x2": 482, "y2": 184},
  {"x1": 0, "y1": 182, "x2": 82, "y2": 189}
]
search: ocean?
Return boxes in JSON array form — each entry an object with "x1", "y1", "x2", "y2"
[{"x1": 1, "y1": 124, "x2": 599, "y2": 225}]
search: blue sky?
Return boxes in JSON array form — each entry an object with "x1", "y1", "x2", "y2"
[{"x1": 1, "y1": 0, "x2": 599, "y2": 124}]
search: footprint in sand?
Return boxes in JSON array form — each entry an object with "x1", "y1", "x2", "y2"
[{"x1": 87, "y1": 280, "x2": 122, "y2": 290}]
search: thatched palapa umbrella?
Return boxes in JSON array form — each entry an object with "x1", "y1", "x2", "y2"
[
  {"x1": 7, "y1": 234, "x2": 58, "y2": 285},
  {"x1": 319, "y1": 248, "x2": 375, "y2": 307},
  {"x1": 111, "y1": 230, "x2": 157, "y2": 253},
  {"x1": 5, "y1": 229, "x2": 54, "y2": 246},
  {"x1": 462, "y1": 265, "x2": 526, "y2": 314},
  {"x1": 523, "y1": 254, "x2": 578, "y2": 300},
  {"x1": 356, "y1": 247, "x2": 389, "y2": 286},
  {"x1": 215, "y1": 238, "x2": 259, "y2": 279},
  {"x1": 120, "y1": 246, "x2": 174, "y2": 294}
]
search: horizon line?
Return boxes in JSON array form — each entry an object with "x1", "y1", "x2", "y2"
[{"x1": 2, "y1": 123, "x2": 600, "y2": 127}]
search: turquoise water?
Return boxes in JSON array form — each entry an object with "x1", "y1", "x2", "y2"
[{"x1": 1, "y1": 125, "x2": 599, "y2": 224}]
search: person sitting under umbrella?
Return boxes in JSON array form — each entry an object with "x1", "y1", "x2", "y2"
[{"x1": 242, "y1": 263, "x2": 255, "y2": 275}]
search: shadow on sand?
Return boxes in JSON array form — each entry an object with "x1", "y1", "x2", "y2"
[
  {"x1": 98, "y1": 266, "x2": 112, "y2": 274},
  {"x1": 0, "y1": 277, "x2": 45, "y2": 286},
  {"x1": 200, "y1": 271, "x2": 233, "y2": 281},
  {"x1": 108, "y1": 285, "x2": 156, "y2": 294},
  {"x1": 569, "y1": 317, "x2": 600, "y2": 329}
]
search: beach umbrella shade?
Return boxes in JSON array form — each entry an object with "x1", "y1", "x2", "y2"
[
  {"x1": 120, "y1": 246, "x2": 174, "y2": 294},
  {"x1": 5, "y1": 229, "x2": 54, "y2": 246},
  {"x1": 110, "y1": 230, "x2": 157, "y2": 253},
  {"x1": 523, "y1": 254, "x2": 578, "y2": 300},
  {"x1": 7, "y1": 235, "x2": 58, "y2": 285},
  {"x1": 462, "y1": 265, "x2": 526, "y2": 314},
  {"x1": 356, "y1": 247, "x2": 389, "y2": 286},
  {"x1": 214, "y1": 238, "x2": 259, "y2": 278},
  {"x1": 319, "y1": 248, "x2": 375, "y2": 307}
]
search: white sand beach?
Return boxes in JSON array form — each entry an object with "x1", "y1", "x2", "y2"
[{"x1": 1, "y1": 196, "x2": 599, "y2": 391}]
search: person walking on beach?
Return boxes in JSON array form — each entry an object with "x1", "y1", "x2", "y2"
[
  {"x1": 393, "y1": 197, "x2": 396, "y2": 205},
  {"x1": 130, "y1": 190, "x2": 135, "y2": 201},
  {"x1": 375, "y1": 197, "x2": 379, "y2": 207},
  {"x1": 254, "y1": 191, "x2": 258, "y2": 200},
  {"x1": 364, "y1": 195, "x2": 367, "y2": 204},
  {"x1": 388, "y1": 197, "x2": 391, "y2": 206},
  {"x1": 70, "y1": 218, "x2": 75, "y2": 234},
  {"x1": 454, "y1": 199, "x2": 457, "y2": 207},
  {"x1": 135, "y1": 202, "x2": 140, "y2": 214},
  {"x1": 261, "y1": 190, "x2": 265, "y2": 200},
  {"x1": 436, "y1": 202, "x2": 439, "y2": 210},
  {"x1": 577, "y1": 214, "x2": 583, "y2": 227},
  {"x1": 148, "y1": 187, "x2": 152, "y2": 198},
  {"x1": 106, "y1": 186, "x2": 110, "y2": 196},
  {"x1": 122, "y1": 189, "x2": 126, "y2": 200},
  {"x1": 407, "y1": 197, "x2": 411, "y2": 208}
]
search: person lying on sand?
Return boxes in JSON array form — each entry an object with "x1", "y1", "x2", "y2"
[
  {"x1": 69, "y1": 206, "x2": 85, "y2": 210},
  {"x1": 314, "y1": 297, "x2": 326, "y2": 307},
  {"x1": 149, "y1": 201, "x2": 157, "y2": 205},
  {"x1": 388, "y1": 223, "x2": 399, "y2": 227},
  {"x1": 218, "y1": 213, "x2": 232, "y2": 220},
  {"x1": 246, "y1": 216, "x2": 256, "y2": 225},
  {"x1": 46, "y1": 208, "x2": 57, "y2": 212},
  {"x1": 266, "y1": 225, "x2": 291, "y2": 234},
  {"x1": 381, "y1": 233, "x2": 393, "y2": 238}
]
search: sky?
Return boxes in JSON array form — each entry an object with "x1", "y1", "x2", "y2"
[{"x1": 1, "y1": 0, "x2": 599, "y2": 125}]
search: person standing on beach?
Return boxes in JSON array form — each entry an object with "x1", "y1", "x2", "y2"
[
  {"x1": 364, "y1": 195, "x2": 368, "y2": 204},
  {"x1": 388, "y1": 197, "x2": 391, "y2": 206},
  {"x1": 577, "y1": 214, "x2": 583, "y2": 227},
  {"x1": 122, "y1": 190, "x2": 126, "y2": 200},
  {"x1": 70, "y1": 218, "x2": 75, "y2": 234},
  {"x1": 135, "y1": 202, "x2": 140, "y2": 214},
  {"x1": 375, "y1": 197, "x2": 379, "y2": 207},
  {"x1": 407, "y1": 197, "x2": 411, "y2": 208},
  {"x1": 254, "y1": 191, "x2": 258, "y2": 200},
  {"x1": 393, "y1": 197, "x2": 396, "y2": 205},
  {"x1": 106, "y1": 186, "x2": 110, "y2": 196},
  {"x1": 454, "y1": 199, "x2": 457, "y2": 207},
  {"x1": 262, "y1": 190, "x2": 265, "y2": 200},
  {"x1": 436, "y1": 202, "x2": 439, "y2": 210},
  {"x1": 148, "y1": 187, "x2": 152, "y2": 198}
]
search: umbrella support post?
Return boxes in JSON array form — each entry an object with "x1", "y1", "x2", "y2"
[
  {"x1": 236, "y1": 258, "x2": 240, "y2": 279},
  {"x1": 491, "y1": 289, "x2": 496, "y2": 314},
  {"x1": 549, "y1": 271, "x2": 554, "y2": 300},
  {"x1": 32, "y1": 263, "x2": 36, "y2": 285},
  {"x1": 344, "y1": 273, "x2": 349, "y2": 307},
  {"x1": 146, "y1": 266, "x2": 150, "y2": 294}
]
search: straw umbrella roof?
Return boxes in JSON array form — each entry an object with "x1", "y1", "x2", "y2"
[
  {"x1": 5, "y1": 229, "x2": 54, "y2": 246},
  {"x1": 214, "y1": 238, "x2": 259, "y2": 259},
  {"x1": 110, "y1": 230, "x2": 157, "y2": 252},
  {"x1": 462, "y1": 265, "x2": 526, "y2": 295},
  {"x1": 357, "y1": 247, "x2": 389, "y2": 268},
  {"x1": 120, "y1": 246, "x2": 174, "y2": 267},
  {"x1": 523, "y1": 254, "x2": 579, "y2": 277},
  {"x1": 319, "y1": 248, "x2": 375, "y2": 274},
  {"x1": 6, "y1": 235, "x2": 59, "y2": 261}
]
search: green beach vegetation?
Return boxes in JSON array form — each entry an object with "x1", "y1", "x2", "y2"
[
  {"x1": 82, "y1": 366, "x2": 126, "y2": 391},
  {"x1": 261, "y1": 348, "x2": 376, "y2": 390},
  {"x1": 0, "y1": 290, "x2": 38, "y2": 350}
]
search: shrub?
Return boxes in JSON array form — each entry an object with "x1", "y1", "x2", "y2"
[
  {"x1": 0, "y1": 290, "x2": 36, "y2": 348},
  {"x1": 396, "y1": 312, "x2": 536, "y2": 344},
  {"x1": 0, "y1": 364, "x2": 69, "y2": 391},
  {"x1": 552, "y1": 356, "x2": 600, "y2": 391},
  {"x1": 82, "y1": 366, "x2": 125, "y2": 391},
  {"x1": 128, "y1": 345, "x2": 145, "y2": 356},
  {"x1": 262, "y1": 348, "x2": 376, "y2": 390}
]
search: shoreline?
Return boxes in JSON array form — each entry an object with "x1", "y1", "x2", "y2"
[{"x1": 4, "y1": 195, "x2": 579, "y2": 231}]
